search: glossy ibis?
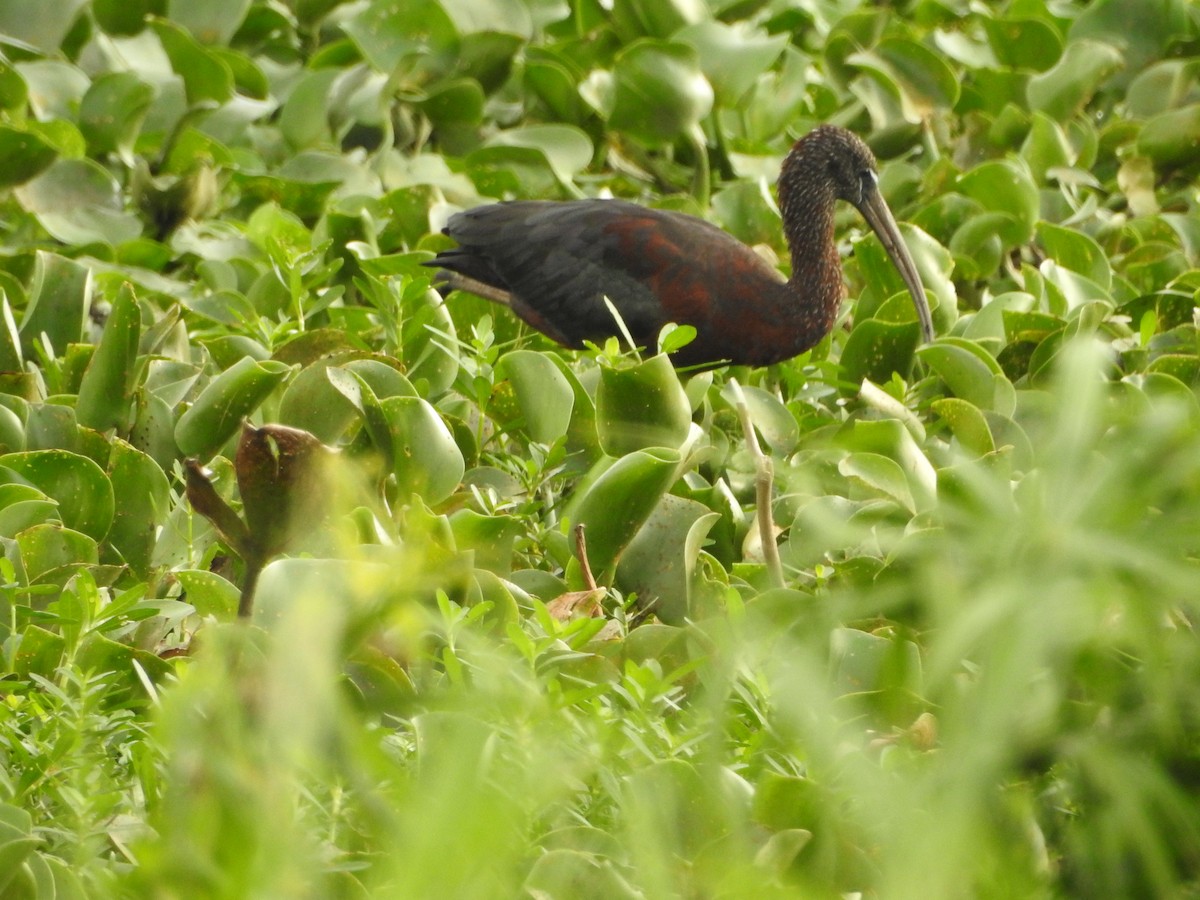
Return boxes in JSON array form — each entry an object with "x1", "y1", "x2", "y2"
[{"x1": 425, "y1": 125, "x2": 934, "y2": 368}]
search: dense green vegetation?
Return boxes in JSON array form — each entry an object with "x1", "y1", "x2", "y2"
[{"x1": 0, "y1": 0, "x2": 1198, "y2": 896}]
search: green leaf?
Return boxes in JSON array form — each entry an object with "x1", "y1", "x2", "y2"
[
  {"x1": 174, "y1": 357, "x2": 292, "y2": 459},
  {"x1": 956, "y1": 160, "x2": 1039, "y2": 245},
  {"x1": 596, "y1": 355, "x2": 693, "y2": 455},
  {"x1": 604, "y1": 40, "x2": 713, "y2": 147},
  {"x1": 382, "y1": 396, "x2": 465, "y2": 504},
  {"x1": 1137, "y1": 104, "x2": 1200, "y2": 169},
  {"x1": 616, "y1": 493, "x2": 719, "y2": 623},
  {"x1": 153, "y1": 18, "x2": 235, "y2": 105},
  {"x1": 674, "y1": 21, "x2": 787, "y2": 108},
  {"x1": 14, "y1": 158, "x2": 142, "y2": 246},
  {"x1": 982, "y1": 17, "x2": 1063, "y2": 72},
  {"x1": 495, "y1": 350, "x2": 575, "y2": 445},
  {"x1": 79, "y1": 72, "x2": 156, "y2": 161},
  {"x1": 563, "y1": 447, "x2": 682, "y2": 581},
  {"x1": 105, "y1": 439, "x2": 170, "y2": 577},
  {"x1": 18, "y1": 251, "x2": 90, "y2": 358},
  {"x1": 839, "y1": 452, "x2": 915, "y2": 513},
  {"x1": 0, "y1": 126, "x2": 58, "y2": 188},
  {"x1": 77, "y1": 283, "x2": 142, "y2": 432},
  {"x1": 1037, "y1": 222, "x2": 1112, "y2": 291},
  {"x1": 0, "y1": 450, "x2": 114, "y2": 541},
  {"x1": 166, "y1": 0, "x2": 251, "y2": 45},
  {"x1": 931, "y1": 397, "x2": 996, "y2": 457},
  {"x1": 1027, "y1": 39, "x2": 1124, "y2": 119},
  {"x1": 175, "y1": 568, "x2": 239, "y2": 618},
  {"x1": 16, "y1": 523, "x2": 98, "y2": 584}
]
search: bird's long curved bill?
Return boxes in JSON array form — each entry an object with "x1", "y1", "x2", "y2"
[{"x1": 857, "y1": 185, "x2": 935, "y2": 343}]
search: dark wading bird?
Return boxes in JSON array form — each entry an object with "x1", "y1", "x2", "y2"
[{"x1": 424, "y1": 125, "x2": 934, "y2": 368}]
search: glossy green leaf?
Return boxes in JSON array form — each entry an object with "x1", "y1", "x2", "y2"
[
  {"x1": 982, "y1": 17, "x2": 1063, "y2": 72},
  {"x1": 596, "y1": 355, "x2": 693, "y2": 455},
  {"x1": 0, "y1": 450, "x2": 114, "y2": 541},
  {"x1": 1027, "y1": 40, "x2": 1123, "y2": 119},
  {"x1": 495, "y1": 350, "x2": 575, "y2": 445},
  {"x1": 956, "y1": 161, "x2": 1039, "y2": 245},
  {"x1": 382, "y1": 396, "x2": 465, "y2": 504},
  {"x1": 720, "y1": 383, "x2": 799, "y2": 455},
  {"x1": 14, "y1": 158, "x2": 142, "y2": 246},
  {"x1": 841, "y1": 318, "x2": 922, "y2": 387},
  {"x1": 674, "y1": 21, "x2": 787, "y2": 107},
  {"x1": 605, "y1": 40, "x2": 713, "y2": 147},
  {"x1": 166, "y1": 0, "x2": 251, "y2": 44},
  {"x1": 174, "y1": 357, "x2": 292, "y2": 459},
  {"x1": 1037, "y1": 222, "x2": 1112, "y2": 290},
  {"x1": 0, "y1": 126, "x2": 58, "y2": 188},
  {"x1": 617, "y1": 493, "x2": 720, "y2": 624},
  {"x1": 106, "y1": 439, "x2": 171, "y2": 577},
  {"x1": 1137, "y1": 104, "x2": 1200, "y2": 169},
  {"x1": 18, "y1": 251, "x2": 90, "y2": 358},
  {"x1": 153, "y1": 19, "x2": 235, "y2": 106},
  {"x1": 931, "y1": 397, "x2": 996, "y2": 457},
  {"x1": 175, "y1": 568, "x2": 240, "y2": 618},
  {"x1": 77, "y1": 283, "x2": 142, "y2": 432},
  {"x1": 918, "y1": 339, "x2": 1013, "y2": 414},
  {"x1": 16, "y1": 523, "x2": 98, "y2": 584},
  {"x1": 79, "y1": 72, "x2": 156, "y2": 160},
  {"x1": 343, "y1": 0, "x2": 459, "y2": 80},
  {"x1": 279, "y1": 357, "x2": 415, "y2": 444},
  {"x1": 563, "y1": 447, "x2": 682, "y2": 581}
]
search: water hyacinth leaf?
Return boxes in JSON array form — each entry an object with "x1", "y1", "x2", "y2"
[
  {"x1": 0, "y1": 0, "x2": 87, "y2": 53},
  {"x1": 1036, "y1": 223, "x2": 1112, "y2": 291},
  {"x1": 382, "y1": 396, "x2": 464, "y2": 504},
  {"x1": 106, "y1": 439, "x2": 170, "y2": 577},
  {"x1": 483, "y1": 125, "x2": 593, "y2": 189},
  {"x1": 1026, "y1": 40, "x2": 1123, "y2": 119},
  {"x1": 612, "y1": 0, "x2": 707, "y2": 40},
  {"x1": 1069, "y1": 0, "x2": 1191, "y2": 82},
  {"x1": 152, "y1": 19, "x2": 236, "y2": 106},
  {"x1": 596, "y1": 354, "x2": 693, "y2": 456},
  {"x1": 0, "y1": 126, "x2": 58, "y2": 187},
  {"x1": 495, "y1": 350, "x2": 574, "y2": 445},
  {"x1": 343, "y1": 0, "x2": 459, "y2": 80},
  {"x1": 606, "y1": 40, "x2": 713, "y2": 147},
  {"x1": 15, "y1": 158, "x2": 142, "y2": 246},
  {"x1": 841, "y1": 317, "x2": 922, "y2": 388},
  {"x1": 0, "y1": 451, "x2": 114, "y2": 541},
  {"x1": 982, "y1": 17, "x2": 1063, "y2": 72},
  {"x1": 278, "y1": 356, "x2": 415, "y2": 444},
  {"x1": 18, "y1": 251, "x2": 90, "y2": 358},
  {"x1": 719, "y1": 382, "x2": 798, "y2": 455},
  {"x1": 174, "y1": 568, "x2": 239, "y2": 619},
  {"x1": 674, "y1": 21, "x2": 787, "y2": 107},
  {"x1": 839, "y1": 452, "x2": 915, "y2": 513},
  {"x1": 563, "y1": 447, "x2": 682, "y2": 581},
  {"x1": 917, "y1": 339, "x2": 1010, "y2": 413},
  {"x1": 16, "y1": 524, "x2": 99, "y2": 585},
  {"x1": 12, "y1": 625, "x2": 65, "y2": 678},
  {"x1": 449, "y1": 510, "x2": 523, "y2": 576},
  {"x1": 77, "y1": 283, "x2": 142, "y2": 432},
  {"x1": 402, "y1": 288, "x2": 459, "y2": 397},
  {"x1": 174, "y1": 357, "x2": 292, "y2": 459},
  {"x1": 616, "y1": 493, "x2": 719, "y2": 624},
  {"x1": 837, "y1": 418, "x2": 937, "y2": 508},
  {"x1": 931, "y1": 397, "x2": 996, "y2": 457},
  {"x1": 79, "y1": 72, "x2": 156, "y2": 161},
  {"x1": 848, "y1": 37, "x2": 959, "y2": 120},
  {"x1": 166, "y1": 0, "x2": 252, "y2": 45},
  {"x1": 956, "y1": 161, "x2": 1039, "y2": 245},
  {"x1": 1137, "y1": 105, "x2": 1200, "y2": 169}
]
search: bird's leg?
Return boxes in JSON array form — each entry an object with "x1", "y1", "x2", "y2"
[
  {"x1": 729, "y1": 379, "x2": 785, "y2": 589},
  {"x1": 434, "y1": 271, "x2": 514, "y2": 307}
]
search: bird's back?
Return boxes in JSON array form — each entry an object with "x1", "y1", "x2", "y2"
[{"x1": 428, "y1": 199, "x2": 792, "y2": 364}]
